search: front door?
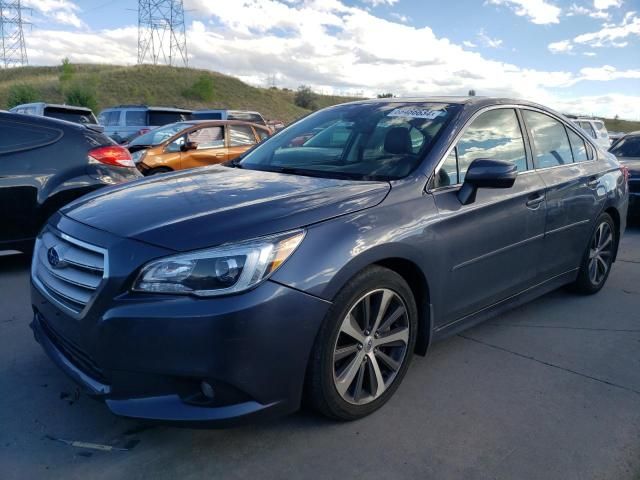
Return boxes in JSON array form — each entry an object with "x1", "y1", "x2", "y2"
[
  {"x1": 430, "y1": 108, "x2": 547, "y2": 325},
  {"x1": 180, "y1": 125, "x2": 227, "y2": 169}
]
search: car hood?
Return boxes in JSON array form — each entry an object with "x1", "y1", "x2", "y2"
[{"x1": 62, "y1": 166, "x2": 390, "y2": 251}]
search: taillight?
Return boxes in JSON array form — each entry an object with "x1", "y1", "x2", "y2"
[
  {"x1": 620, "y1": 165, "x2": 629, "y2": 183},
  {"x1": 89, "y1": 146, "x2": 135, "y2": 168}
]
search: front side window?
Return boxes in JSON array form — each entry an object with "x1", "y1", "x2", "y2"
[
  {"x1": 229, "y1": 125, "x2": 257, "y2": 146},
  {"x1": 524, "y1": 111, "x2": 573, "y2": 169},
  {"x1": 567, "y1": 128, "x2": 589, "y2": 162},
  {"x1": 434, "y1": 108, "x2": 526, "y2": 187},
  {"x1": 239, "y1": 102, "x2": 458, "y2": 180},
  {"x1": 187, "y1": 127, "x2": 224, "y2": 149}
]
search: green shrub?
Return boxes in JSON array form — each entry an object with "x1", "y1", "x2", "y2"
[
  {"x1": 183, "y1": 74, "x2": 214, "y2": 102},
  {"x1": 6, "y1": 84, "x2": 39, "y2": 108},
  {"x1": 294, "y1": 85, "x2": 316, "y2": 110},
  {"x1": 65, "y1": 83, "x2": 98, "y2": 112},
  {"x1": 60, "y1": 58, "x2": 74, "y2": 83}
]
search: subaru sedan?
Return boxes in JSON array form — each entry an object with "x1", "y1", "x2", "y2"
[{"x1": 31, "y1": 97, "x2": 628, "y2": 425}]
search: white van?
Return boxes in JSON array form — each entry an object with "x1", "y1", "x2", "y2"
[{"x1": 569, "y1": 117, "x2": 611, "y2": 149}]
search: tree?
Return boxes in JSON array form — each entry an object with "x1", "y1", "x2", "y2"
[
  {"x1": 7, "y1": 84, "x2": 39, "y2": 108},
  {"x1": 614, "y1": 114, "x2": 619, "y2": 121},
  {"x1": 59, "y1": 58, "x2": 74, "y2": 83},
  {"x1": 468, "y1": 89, "x2": 476, "y2": 96},
  {"x1": 377, "y1": 93, "x2": 394, "y2": 98},
  {"x1": 294, "y1": 85, "x2": 316, "y2": 110},
  {"x1": 182, "y1": 74, "x2": 215, "y2": 102}
]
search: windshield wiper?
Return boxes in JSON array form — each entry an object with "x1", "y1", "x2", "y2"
[{"x1": 256, "y1": 166, "x2": 363, "y2": 180}]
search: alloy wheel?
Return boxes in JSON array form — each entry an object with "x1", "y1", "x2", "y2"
[
  {"x1": 332, "y1": 288, "x2": 410, "y2": 405},
  {"x1": 588, "y1": 221, "x2": 613, "y2": 285}
]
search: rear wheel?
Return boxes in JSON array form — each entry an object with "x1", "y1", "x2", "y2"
[
  {"x1": 306, "y1": 266, "x2": 417, "y2": 420},
  {"x1": 570, "y1": 212, "x2": 617, "y2": 294}
]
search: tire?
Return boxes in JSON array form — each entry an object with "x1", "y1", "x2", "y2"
[
  {"x1": 570, "y1": 212, "x2": 617, "y2": 295},
  {"x1": 146, "y1": 167, "x2": 172, "y2": 176},
  {"x1": 306, "y1": 266, "x2": 418, "y2": 421}
]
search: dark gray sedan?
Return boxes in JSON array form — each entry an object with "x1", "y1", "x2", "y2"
[
  {"x1": 609, "y1": 131, "x2": 639, "y2": 215},
  {"x1": 31, "y1": 97, "x2": 628, "y2": 425}
]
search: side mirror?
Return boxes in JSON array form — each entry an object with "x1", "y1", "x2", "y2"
[
  {"x1": 458, "y1": 158, "x2": 517, "y2": 205},
  {"x1": 181, "y1": 141, "x2": 198, "y2": 152}
]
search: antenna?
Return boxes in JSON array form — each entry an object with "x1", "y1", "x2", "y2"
[
  {"x1": 0, "y1": 0, "x2": 28, "y2": 68},
  {"x1": 137, "y1": 0, "x2": 188, "y2": 67}
]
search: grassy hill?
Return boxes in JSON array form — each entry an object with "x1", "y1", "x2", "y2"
[
  {"x1": 1, "y1": 63, "x2": 638, "y2": 131},
  {"x1": 0, "y1": 64, "x2": 358, "y2": 122}
]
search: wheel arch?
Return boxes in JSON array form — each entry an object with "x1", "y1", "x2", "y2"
[{"x1": 603, "y1": 205, "x2": 622, "y2": 262}]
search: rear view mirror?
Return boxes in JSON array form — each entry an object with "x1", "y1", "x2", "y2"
[{"x1": 458, "y1": 158, "x2": 517, "y2": 205}]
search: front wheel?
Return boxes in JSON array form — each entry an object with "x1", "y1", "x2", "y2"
[
  {"x1": 570, "y1": 212, "x2": 617, "y2": 294},
  {"x1": 306, "y1": 266, "x2": 418, "y2": 421}
]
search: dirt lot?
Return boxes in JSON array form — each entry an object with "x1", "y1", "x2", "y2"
[{"x1": 1, "y1": 225, "x2": 639, "y2": 480}]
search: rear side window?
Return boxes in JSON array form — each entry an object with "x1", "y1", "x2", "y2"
[
  {"x1": 567, "y1": 128, "x2": 589, "y2": 162},
  {"x1": 0, "y1": 119, "x2": 62, "y2": 154},
  {"x1": 610, "y1": 135, "x2": 640, "y2": 158},
  {"x1": 44, "y1": 107, "x2": 97, "y2": 124},
  {"x1": 523, "y1": 111, "x2": 573, "y2": 168},
  {"x1": 125, "y1": 111, "x2": 147, "y2": 127},
  {"x1": 228, "y1": 125, "x2": 257, "y2": 146},
  {"x1": 98, "y1": 111, "x2": 120, "y2": 126},
  {"x1": 149, "y1": 111, "x2": 189, "y2": 126},
  {"x1": 187, "y1": 127, "x2": 224, "y2": 149}
]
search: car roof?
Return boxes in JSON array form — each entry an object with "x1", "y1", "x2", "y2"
[
  {"x1": 0, "y1": 111, "x2": 93, "y2": 130},
  {"x1": 341, "y1": 96, "x2": 558, "y2": 110},
  {"x1": 12, "y1": 102, "x2": 94, "y2": 112},
  {"x1": 180, "y1": 119, "x2": 269, "y2": 128},
  {"x1": 101, "y1": 105, "x2": 191, "y2": 113},
  {"x1": 193, "y1": 109, "x2": 262, "y2": 114}
]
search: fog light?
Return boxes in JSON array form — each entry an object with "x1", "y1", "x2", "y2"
[{"x1": 200, "y1": 381, "x2": 215, "y2": 400}]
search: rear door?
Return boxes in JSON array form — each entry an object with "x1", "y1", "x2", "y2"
[
  {"x1": 521, "y1": 109, "x2": 603, "y2": 279},
  {"x1": 180, "y1": 125, "x2": 227, "y2": 169},
  {"x1": 227, "y1": 124, "x2": 259, "y2": 161},
  {"x1": 430, "y1": 107, "x2": 547, "y2": 325}
]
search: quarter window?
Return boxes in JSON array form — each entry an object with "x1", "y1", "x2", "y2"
[
  {"x1": 255, "y1": 128, "x2": 270, "y2": 142},
  {"x1": 229, "y1": 125, "x2": 257, "y2": 146},
  {"x1": 434, "y1": 109, "x2": 527, "y2": 187},
  {"x1": 523, "y1": 111, "x2": 573, "y2": 169},
  {"x1": 567, "y1": 128, "x2": 589, "y2": 162}
]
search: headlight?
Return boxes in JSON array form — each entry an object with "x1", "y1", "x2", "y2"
[
  {"x1": 132, "y1": 230, "x2": 305, "y2": 297},
  {"x1": 131, "y1": 149, "x2": 147, "y2": 163}
]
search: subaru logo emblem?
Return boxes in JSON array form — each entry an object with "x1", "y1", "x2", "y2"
[{"x1": 47, "y1": 247, "x2": 62, "y2": 268}]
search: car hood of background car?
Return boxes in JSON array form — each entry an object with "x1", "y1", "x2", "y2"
[{"x1": 62, "y1": 166, "x2": 391, "y2": 251}]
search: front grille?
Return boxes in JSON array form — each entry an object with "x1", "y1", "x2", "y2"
[
  {"x1": 33, "y1": 230, "x2": 106, "y2": 315},
  {"x1": 38, "y1": 314, "x2": 108, "y2": 384}
]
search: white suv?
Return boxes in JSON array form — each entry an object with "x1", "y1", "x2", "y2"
[{"x1": 570, "y1": 117, "x2": 611, "y2": 149}]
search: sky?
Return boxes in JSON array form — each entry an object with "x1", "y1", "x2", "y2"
[{"x1": 12, "y1": 0, "x2": 640, "y2": 119}]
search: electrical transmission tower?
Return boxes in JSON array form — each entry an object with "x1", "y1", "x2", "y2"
[
  {"x1": 138, "y1": 0, "x2": 188, "y2": 67},
  {"x1": 0, "y1": 0, "x2": 28, "y2": 68}
]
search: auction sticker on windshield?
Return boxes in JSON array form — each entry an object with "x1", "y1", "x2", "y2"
[{"x1": 388, "y1": 108, "x2": 445, "y2": 119}]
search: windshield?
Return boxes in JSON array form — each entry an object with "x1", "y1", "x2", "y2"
[
  {"x1": 238, "y1": 102, "x2": 458, "y2": 180},
  {"x1": 129, "y1": 122, "x2": 193, "y2": 146},
  {"x1": 45, "y1": 107, "x2": 97, "y2": 124},
  {"x1": 610, "y1": 135, "x2": 640, "y2": 158}
]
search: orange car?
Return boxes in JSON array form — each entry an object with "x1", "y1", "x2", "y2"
[{"x1": 128, "y1": 120, "x2": 271, "y2": 175}]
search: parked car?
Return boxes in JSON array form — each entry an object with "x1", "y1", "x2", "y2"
[
  {"x1": 609, "y1": 131, "x2": 639, "y2": 215},
  {"x1": 127, "y1": 120, "x2": 271, "y2": 175},
  {"x1": 10, "y1": 102, "x2": 100, "y2": 127},
  {"x1": 31, "y1": 97, "x2": 627, "y2": 426},
  {"x1": 608, "y1": 131, "x2": 625, "y2": 144},
  {"x1": 98, "y1": 105, "x2": 192, "y2": 144},
  {"x1": 568, "y1": 116, "x2": 611, "y2": 149},
  {"x1": 0, "y1": 112, "x2": 140, "y2": 254}
]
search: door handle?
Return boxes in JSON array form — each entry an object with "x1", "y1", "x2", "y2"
[
  {"x1": 215, "y1": 153, "x2": 225, "y2": 158},
  {"x1": 526, "y1": 192, "x2": 545, "y2": 208},
  {"x1": 587, "y1": 176, "x2": 599, "y2": 187}
]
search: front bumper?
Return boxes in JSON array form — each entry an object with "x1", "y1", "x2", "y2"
[{"x1": 31, "y1": 219, "x2": 331, "y2": 426}]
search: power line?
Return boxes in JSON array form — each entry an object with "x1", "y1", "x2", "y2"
[
  {"x1": 137, "y1": 0, "x2": 188, "y2": 67},
  {"x1": 0, "y1": 0, "x2": 29, "y2": 68}
]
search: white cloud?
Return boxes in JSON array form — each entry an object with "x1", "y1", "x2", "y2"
[
  {"x1": 567, "y1": 3, "x2": 610, "y2": 20},
  {"x1": 463, "y1": 40, "x2": 477, "y2": 48},
  {"x1": 18, "y1": 0, "x2": 640, "y2": 120},
  {"x1": 390, "y1": 12, "x2": 410, "y2": 23},
  {"x1": 477, "y1": 29, "x2": 503, "y2": 48},
  {"x1": 593, "y1": 0, "x2": 623, "y2": 9},
  {"x1": 574, "y1": 11, "x2": 640, "y2": 47},
  {"x1": 583, "y1": 51, "x2": 597, "y2": 55},
  {"x1": 361, "y1": 0, "x2": 398, "y2": 5},
  {"x1": 23, "y1": 0, "x2": 85, "y2": 29},
  {"x1": 486, "y1": 0, "x2": 562, "y2": 24},
  {"x1": 549, "y1": 39, "x2": 574, "y2": 53}
]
